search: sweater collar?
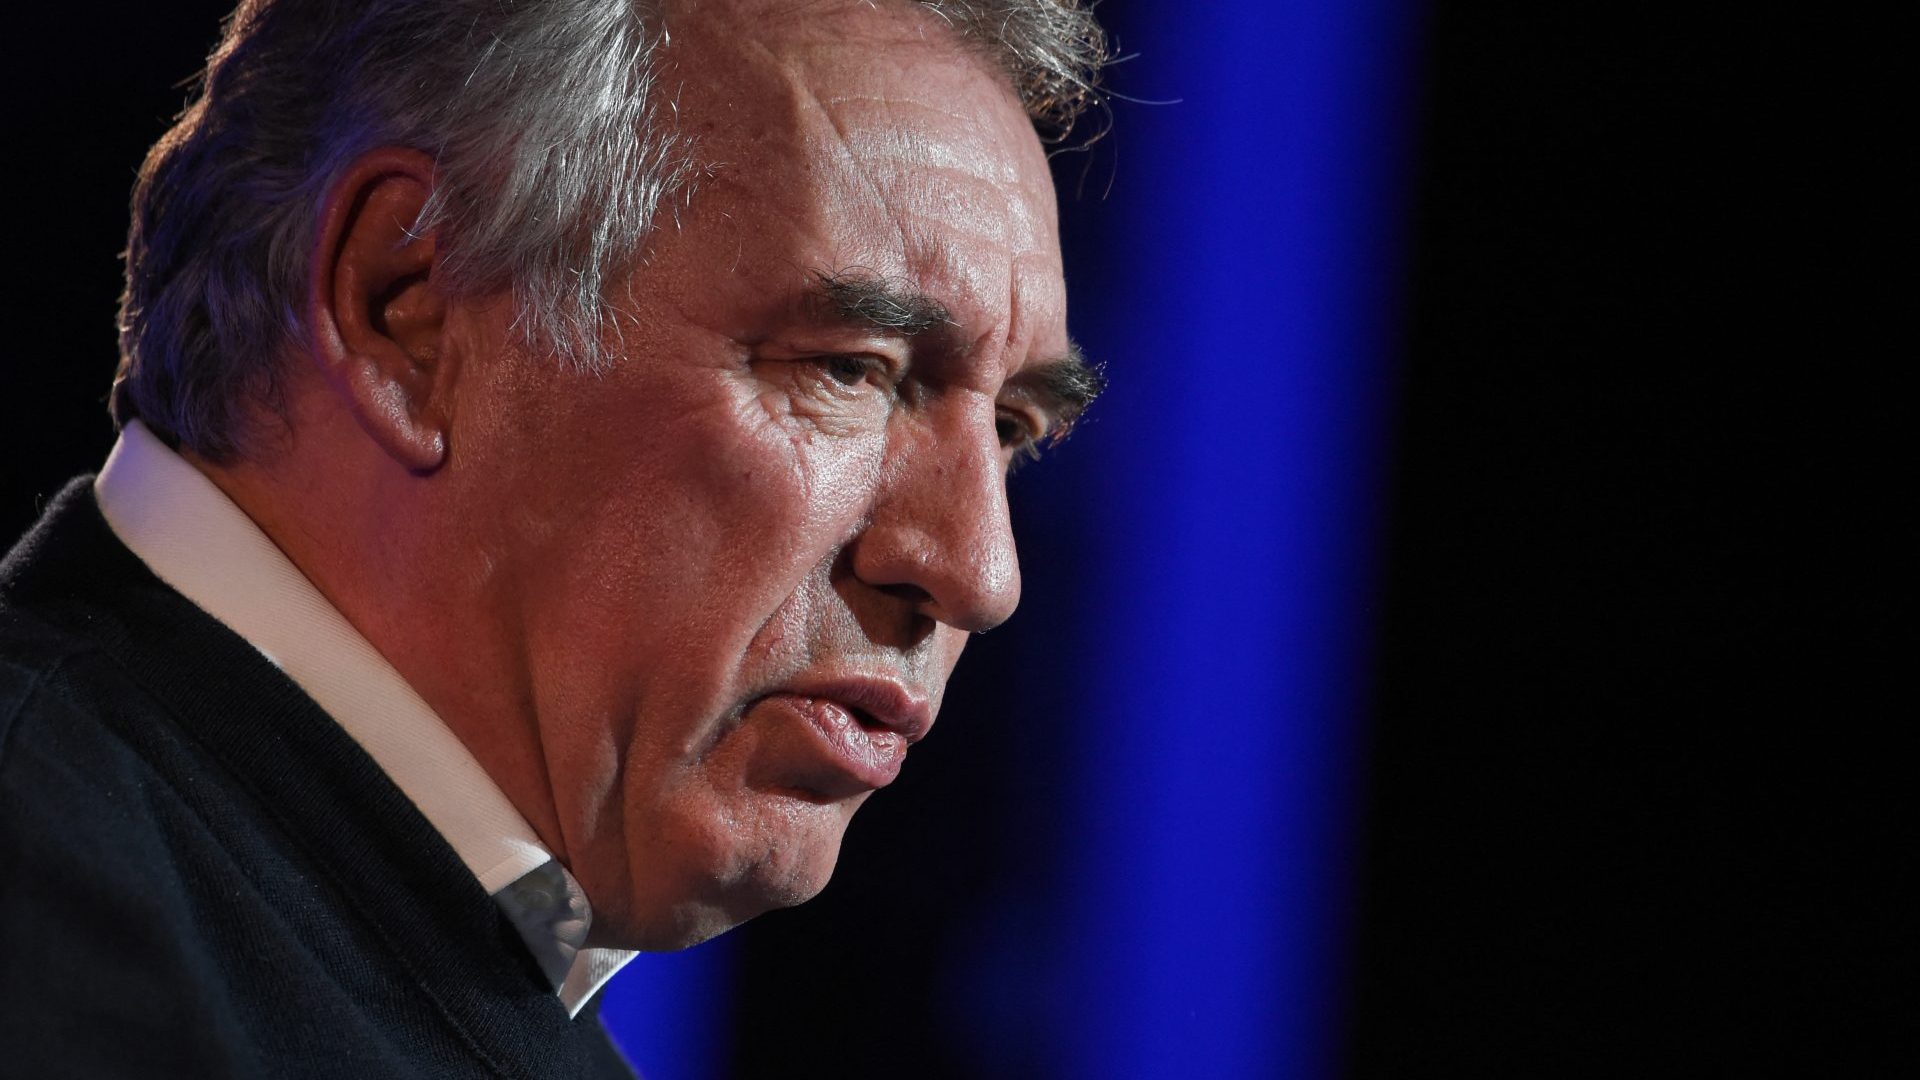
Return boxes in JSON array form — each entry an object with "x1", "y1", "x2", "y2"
[{"x1": 94, "y1": 421, "x2": 634, "y2": 1015}]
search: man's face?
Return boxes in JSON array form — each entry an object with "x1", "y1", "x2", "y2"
[{"x1": 443, "y1": 0, "x2": 1084, "y2": 948}]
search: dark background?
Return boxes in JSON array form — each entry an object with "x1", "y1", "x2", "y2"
[
  {"x1": 1345, "y1": 8, "x2": 1896, "y2": 1076},
  {"x1": 1, "y1": 3, "x2": 1890, "y2": 1076}
]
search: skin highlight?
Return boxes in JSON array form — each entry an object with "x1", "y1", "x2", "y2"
[{"x1": 194, "y1": 0, "x2": 1075, "y2": 951}]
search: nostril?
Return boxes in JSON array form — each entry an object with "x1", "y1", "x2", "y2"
[{"x1": 877, "y1": 581, "x2": 933, "y2": 605}]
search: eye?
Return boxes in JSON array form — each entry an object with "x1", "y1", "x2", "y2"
[
  {"x1": 818, "y1": 354, "x2": 879, "y2": 388},
  {"x1": 995, "y1": 414, "x2": 1028, "y2": 447},
  {"x1": 997, "y1": 410, "x2": 1047, "y2": 469}
]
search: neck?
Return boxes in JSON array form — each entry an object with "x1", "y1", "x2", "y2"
[{"x1": 187, "y1": 403, "x2": 571, "y2": 871}]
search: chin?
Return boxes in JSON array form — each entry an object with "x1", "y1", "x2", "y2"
[
  {"x1": 716, "y1": 795, "x2": 857, "y2": 911},
  {"x1": 599, "y1": 793, "x2": 860, "y2": 950}
]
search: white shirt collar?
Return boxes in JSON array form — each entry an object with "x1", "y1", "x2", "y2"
[{"x1": 94, "y1": 420, "x2": 634, "y2": 1015}]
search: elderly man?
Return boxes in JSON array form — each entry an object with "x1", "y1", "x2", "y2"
[{"x1": 0, "y1": 0, "x2": 1105, "y2": 1074}]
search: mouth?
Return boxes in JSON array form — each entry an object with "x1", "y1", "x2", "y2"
[
  {"x1": 788, "y1": 674, "x2": 932, "y2": 744},
  {"x1": 749, "y1": 675, "x2": 932, "y2": 797}
]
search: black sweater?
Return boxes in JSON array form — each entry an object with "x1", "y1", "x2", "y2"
[{"x1": 0, "y1": 480, "x2": 636, "y2": 1079}]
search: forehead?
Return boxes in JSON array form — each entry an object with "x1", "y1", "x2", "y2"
[{"x1": 654, "y1": 0, "x2": 1066, "y2": 353}]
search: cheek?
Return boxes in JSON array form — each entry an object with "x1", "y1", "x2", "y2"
[
  {"x1": 745, "y1": 384, "x2": 890, "y2": 533},
  {"x1": 518, "y1": 384, "x2": 891, "y2": 724},
  {"x1": 578, "y1": 383, "x2": 878, "y2": 592}
]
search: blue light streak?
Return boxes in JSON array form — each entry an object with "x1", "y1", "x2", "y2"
[
  {"x1": 1050, "y1": 3, "x2": 1416, "y2": 1076},
  {"x1": 599, "y1": 937, "x2": 733, "y2": 1079}
]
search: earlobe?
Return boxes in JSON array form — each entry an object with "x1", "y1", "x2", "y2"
[{"x1": 308, "y1": 147, "x2": 454, "y2": 474}]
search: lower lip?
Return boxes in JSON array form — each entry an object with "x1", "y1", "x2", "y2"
[{"x1": 756, "y1": 693, "x2": 909, "y2": 791}]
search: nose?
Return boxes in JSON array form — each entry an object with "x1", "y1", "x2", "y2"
[{"x1": 850, "y1": 401, "x2": 1022, "y2": 633}]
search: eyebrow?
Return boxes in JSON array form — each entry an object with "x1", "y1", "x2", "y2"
[
  {"x1": 809, "y1": 269, "x2": 1105, "y2": 441},
  {"x1": 812, "y1": 269, "x2": 955, "y2": 337},
  {"x1": 1015, "y1": 343, "x2": 1105, "y2": 443}
]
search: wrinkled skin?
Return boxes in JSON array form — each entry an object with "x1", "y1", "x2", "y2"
[
  {"x1": 439, "y1": 1, "x2": 1070, "y2": 949},
  {"x1": 214, "y1": 0, "x2": 1073, "y2": 951}
]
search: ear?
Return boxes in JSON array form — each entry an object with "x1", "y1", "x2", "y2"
[{"x1": 307, "y1": 147, "x2": 454, "y2": 473}]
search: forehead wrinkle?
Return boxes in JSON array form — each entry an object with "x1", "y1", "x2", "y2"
[
  {"x1": 781, "y1": 70, "x2": 916, "y2": 273},
  {"x1": 816, "y1": 89, "x2": 1046, "y2": 251},
  {"x1": 785, "y1": 83, "x2": 1040, "y2": 359},
  {"x1": 678, "y1": 4, "x2": 1062, "y2": 383},
  {"x1": 815, "y1": 94, "x2": 1026, "y2": 187},
  {"x1": 892, "y1": 179, "x2": 1039, "y2": 257}
]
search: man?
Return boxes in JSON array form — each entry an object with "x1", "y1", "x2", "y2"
[{"x1": 0, "y1": 0, "x2": 1106, "y2": 1074}]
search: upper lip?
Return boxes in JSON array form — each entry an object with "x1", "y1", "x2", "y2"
[{"x1": 780, "y1": 673, "x2": 932, "y2": 744}]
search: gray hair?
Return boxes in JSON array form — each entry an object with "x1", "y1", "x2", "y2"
[{"x1": 111, "y1": 0, "x2": 1108, "y2": 462}]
